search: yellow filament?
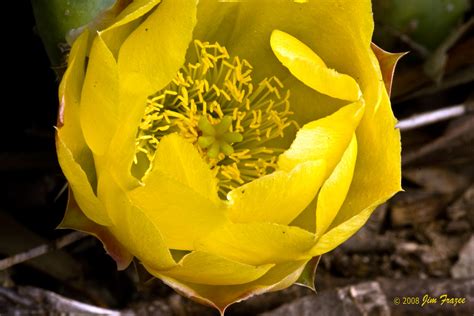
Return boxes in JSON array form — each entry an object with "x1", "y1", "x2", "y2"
[{"x1": 135, "y1": 40, "x2": 294, "y2": 197}]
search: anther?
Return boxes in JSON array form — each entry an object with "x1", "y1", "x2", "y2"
[{"x1": 134, "y1": 40, "x2": 295, "y2": 196}]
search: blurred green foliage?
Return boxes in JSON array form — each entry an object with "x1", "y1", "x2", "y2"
[
  {"x1": 374, "y1": 0, "x2": 470, "y2": 52},
  {"x1": 31, "y1": 0, "x2": 115, "y2": 66}
]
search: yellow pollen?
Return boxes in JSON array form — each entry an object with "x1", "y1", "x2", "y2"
[{"x1": 134, "y1": 40, "x2": 294, "y2": 197}]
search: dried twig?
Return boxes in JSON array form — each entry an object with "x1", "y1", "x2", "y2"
[
  {"x1": 397, "y1": 104, "x2": 468, "y2": 131},
  {"x1": 0, "y1": 232, "x2": 87, "y2": 270},
  {"x1": 54, "y1": 182, "x2": 68, "y2": 202},
  {"x1": 1, "y1": 286, "x2": 121, "y2": 315}
]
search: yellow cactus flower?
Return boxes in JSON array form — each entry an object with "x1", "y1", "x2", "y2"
[{"x1": 56, "y1": 0, "x2": 402, "y2": 313}]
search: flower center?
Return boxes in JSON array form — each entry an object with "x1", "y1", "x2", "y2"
[{"x1": 134, "y1": 40, "x2": 295, "y2": 197}]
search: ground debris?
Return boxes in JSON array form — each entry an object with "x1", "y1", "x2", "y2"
[
  {"x1": 262, "y1": 278, "x2": 474, "y2": 316},
  {"x1": 390, "y1": 190, "x2": 450, "y2": 226},
  {"x1": 448, "y1": 184, "x2": 474, "y2": 226},
  {"x1": 451, "y1": 235, "x2": 474, "y2": 279}
]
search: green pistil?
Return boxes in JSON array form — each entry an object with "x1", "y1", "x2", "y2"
[{"x1": 198, "y1": 116, "x2": 243, "y2": 158}]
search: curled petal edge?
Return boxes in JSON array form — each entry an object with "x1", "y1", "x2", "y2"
[
  {"x1": 58, "y1": 189, "x2": 133, "y2": 270},
  {"x1": 271, "y1": 29, "x2": 362, "y2": 102},
  {"x1": 370, "y1": 43, "x2": 407, "y2": 96},
  {"x1": 295, "y1": 256, "x2": 321, "y2": 291},
  {"x1": 155, "y1": 260, "x2": 308, "y2": 315}
]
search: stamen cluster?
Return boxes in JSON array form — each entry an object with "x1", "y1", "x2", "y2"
[{"x1": 135, "y1": 40, "x2": 295, "y2": 197}]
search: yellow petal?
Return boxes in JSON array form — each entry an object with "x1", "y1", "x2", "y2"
[
  {"x1": 108, "y1": 0, "x2": 161, "y2": 31},
  {"x1": 278, "y1": 101, "x2": 364, "y2": 175},
  {"x1": 195, "y1": 1, "x2": 374, "y2": 80},
  {"x1": 195, "y1": 0, "x2": 376, "y2": 127},
  {"x1": 316, "y1": 134, "x2": 358, "y2": 235},
  {"x1": 152, "y1": 134, "x2": 220, "y2": 204},
  {"x1": 156, "y1": 260, "x2": 308, "y2": 313},
  {"x1": 196, "y1": 223, "x2": 316, "y2": 266},
  {"x1": 118, "y1": 0, "x2": 197, "y2": 95},
  {"x1": 101, "y1": 79, "x2": 152, "y2": 189},
  {"x1": 56, "y1": 31, "x2": 111, "y2": 226},
  {"x1": 331, "y1": 87, "x2": 402, "y2": 226},
  {"x1": 79, "y1": 33, "x2": 119, "y2": 155},
  {"x1": 97, "y1": 169, "x2": 176, "y2": 270},
  {"x1": 128, "y1": 136, "x2": 227, "y2": 250},
  {"x1": 57, "y1": 30, "x2": 88, "y2": 152},
  {"x1": 270, "y1": 30, "x2": 361, "y2": 101},
  {"x1": 57, "y1": 31, "x2": 98, "y2": 186},
  {"x1": 228, "y1": 160, "x2": 326, "y2": 225},
  {"x1": 149, "y1": 251, "x2": 274, "y2": 286},
  {"x1": 99, "y1": 0, "x2": 162, "y2": 58},
  {"x1": 56, "y1": 134, "x2": 111, "y2": 226},
  {"x1": 311, "y1": 206, "x2": 374, "y2": 256},
  {"x1": 103, "y1": 0, "x2": 198, "y2": 186},
  {"x1": 129, "y1": 173, "x2": 227, "y2": 250}
]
